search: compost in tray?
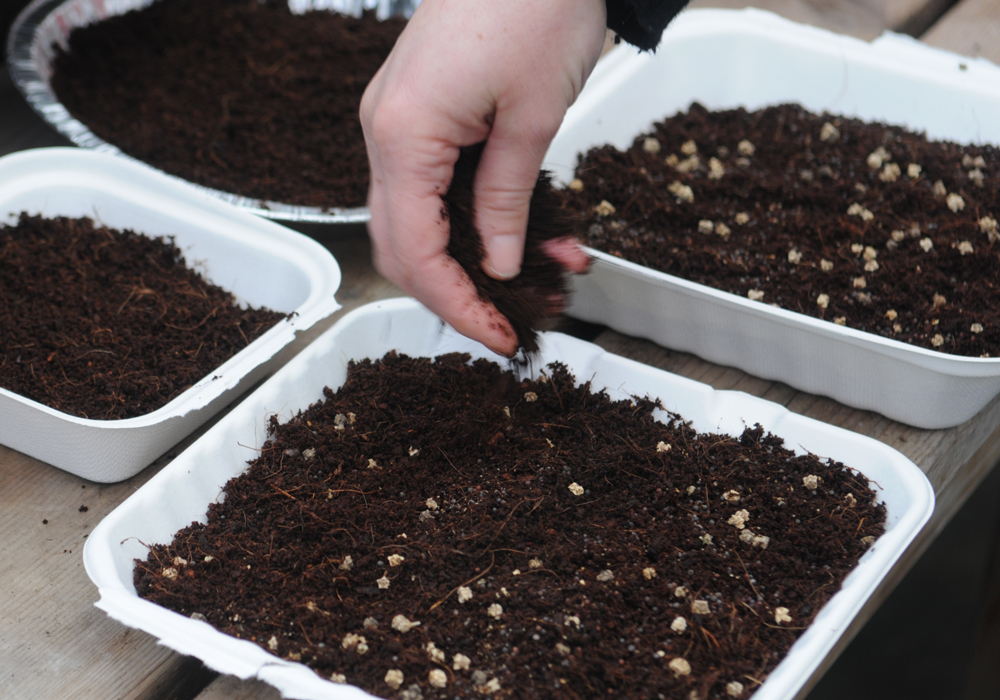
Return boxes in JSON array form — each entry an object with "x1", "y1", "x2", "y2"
[
  {"x1": 50, "y1": 0, "x2": 405, "y2": 210},
  {"x1": 560, "y1": 103, "x2": 999, "y2": 358},
  {"x1": 135, "y1": 350, "x2": 886, "y2": 700},
  {"x1": 0, "y1": 214, "x2": 287, "y2": 420}
]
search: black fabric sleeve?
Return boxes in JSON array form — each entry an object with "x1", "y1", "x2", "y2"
[{"x1": 605, "y1": 0, "x2": 690, "y2": 51}]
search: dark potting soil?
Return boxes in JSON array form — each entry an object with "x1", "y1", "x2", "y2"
[
  {"x1": 560, "y1": 103, "x2": 1000, "y2": 358},
  {"x1": 0, "y1": 214, "x2": 286, "y2": 420},
  {"x1": 49, "y1": 1, "x2": 405, "y2": 209},
  {"x1": 446, "y1": 145, "x2": 578, "y2": 354},
  {"x1": 135, "y1": 351, "x2": 886, "y2": 700}
]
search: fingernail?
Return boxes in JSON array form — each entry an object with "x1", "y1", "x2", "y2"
[{"x1": 486, "y1": 234, "x2": 523, "y2": 280}]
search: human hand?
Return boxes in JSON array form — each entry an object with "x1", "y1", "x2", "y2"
[{"x1": 360, "y1": 0, "x2": 605, "y2": 357}]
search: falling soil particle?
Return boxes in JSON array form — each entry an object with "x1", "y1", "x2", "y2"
[
  {"x1": 136, "y1": 351, "x2": 886, "y2": 699},
  {"x1": 561, "y1": 103, "x2": 1000, "y2": 357}
]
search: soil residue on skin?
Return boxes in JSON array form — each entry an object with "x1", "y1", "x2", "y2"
[
  {"x1": 0, "y1": 214, "x2": 287, "y2": 420},
  {"x1": 50, "y1": 1, "x2": 405, "y2": 209},
  {"x1": 445, "y1": 144, "x2": 585, "y2": 354},
  {"x1": 136, "y1": 350, "x2": 886, "y2": 700},
  {"x1": 560, "y1": 103, "x2": 1000, "y2": 358}
]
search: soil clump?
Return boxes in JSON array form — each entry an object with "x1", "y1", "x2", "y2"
[{"x1": 445, "y1": 145, "x2": 580, "y2": 354}]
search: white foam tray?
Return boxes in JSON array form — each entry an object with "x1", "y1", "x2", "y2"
[
  {"x1": 84, "y1": 298, "x2": 933, "y2": 700},
  {"x1": 544, "y1": 8, "x2": 1000, "y2": 430},
  {"x1": 0, "y1": 148, "x2": 342, "y2": 482}
]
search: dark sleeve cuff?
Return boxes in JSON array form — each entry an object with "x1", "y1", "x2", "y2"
[{"x1": 605, "y1": 0, "x2": 690, "y2": 51}]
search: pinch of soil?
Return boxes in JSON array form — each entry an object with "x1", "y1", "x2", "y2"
[
  {"x1": 445, "y1": 144, "x2": 583, "y2": 354},
  {"x1": 136, "y1": 351, "x2": 886, "y2": 700},
  {"x1": 0, "y1": 214, "x2": 286, "y2": 419},
  {"x1": 50, "y1": 1, "x2": 405, "y2": 209},
  {"x1": 560, "y1": 103, "x2": 1000, "y2": 358}
]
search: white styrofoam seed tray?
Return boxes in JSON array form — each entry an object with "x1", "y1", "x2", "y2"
[
  {"x1": 0, "y1": 147, "x2": 342, "y2": 483},
  {"x1": 543, "y1": 8, "x2": 1000, "y2": 430},
  {"x1": 83, "y1": 298, "x2": 934, "y2": 700}
]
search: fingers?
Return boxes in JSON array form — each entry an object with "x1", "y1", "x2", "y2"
[
  {"x1": 474, "y1": 106, "x2": 564, "y2": 282},
  {"x1": 542, "y1": 237, "x2": 592, "y2": 274}
]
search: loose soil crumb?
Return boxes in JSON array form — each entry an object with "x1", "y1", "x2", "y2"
[
  {"x1": 136, "y1": 351, "x2": 886, "y2": 699},
  {"x1": 561, "y1": 103, "x2": 1000, "y2": 357},
  {"x1": 0, "y1": 214, "x2": 286, "y2": 419},
  {"x1": 50, "y1": 1, "x2": 405, "y2": 209}
]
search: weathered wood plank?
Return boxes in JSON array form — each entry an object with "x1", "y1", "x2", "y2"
[{"x1": 921, "y1": 0, "x2": 1000, "y2": 63}]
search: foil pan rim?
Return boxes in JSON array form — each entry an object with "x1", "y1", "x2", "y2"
[{"x1": 6, "y1": 0, "x2": 380, "y2": 225}]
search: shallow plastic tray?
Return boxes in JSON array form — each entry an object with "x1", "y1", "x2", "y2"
[
  {"x1": 543, "y1": 8, "x2": 1000, "y2": 430},
  {"x1": 84, "y1": 298, "x2": 933, "y2": 700},
  {"x1": 6, "y1": 0, "x2": 416, "y2": 226},
  {"x1": 0, "y1": 147, "x2": 342, "y2": 482}
]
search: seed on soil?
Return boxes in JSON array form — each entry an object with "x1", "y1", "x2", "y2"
[
  {"x1": 933, "y1": 294, "x2": 947, "y2": 308},
  {"x1": 969, "y1": 169, "x2": 985, "y2": 187},
  {"x1": 388, "y1": 554, "x2": 405, "y2": 567},
  {"x1": 377, "y1": 574, "x2": 390, "y2": 589},
  {"x1": 665, "y1": 154, "x2": 680, "y2": 167},
  {"x1": 728, "y1": 510, "x2": 750, "y2": 529},
  {"x1": 861, "y1": 535, "x2": 877, "y2": 546},
  {"x1": 847, "y1": 203, "x2": 874, "y2": 221},
  {"x1": 947, "y1": 193, "x2": 966, "y2": 212},
  {"x1": 699, "y1": 220, "x2": 715, "y2": 234},
  {"x1": 709, "y1": 157, "x2": 725, "y2": 179},
  {"x1": 820, "y1": 259, "x2": 834, "y2": 271},
  {"x1": 426, "y1": 642, "x2": 446, "y2": 663},
  {"x1": 972, "y1": 323, "x2": 984, "y2": 333},
  {"x1": 700, "y1": 534, "x2": 713, "y2": 545},
  {"x1": 524, "y1": 392, "x2": 538, "y2": 402},
  {"x1": 454, "y1": 653, "x2": 472, "y2": 670},
  {"x1": 727, "y1": 681, "x2": 745, "y2": 697},
  {"x1": 919, "y1": 237, "x2": 934, "y2": 252},
  {"x1": 669, "y1": 657, "x2": 692, "y2": 676},
  {"x1": 819, "y1": 122, "x2": 839, "y2": 142},
  {"x1": 716, "y1": 223, "x2": 731, "y2": 238},
  {"x1": 340, "y1": 556, "x2": 353, "y2": 571},
  {"x1": 681, "y1": 140, "x2": 698, "y2": 155},
  {"x1": 674, "y1": 585, "x2": 688, "y2": 598},
  {"x1": 932, "y1": 334, "x2": 945, "y2": 347},
  {"x1": 643, "y1": 567, "x2": 657, "y2": 579},
  {"x1": 803, "y1": 475, "x2": 819, "y2": 490},
  {"x1": 866, "y1": 147, "x2": 889, "y2": 169},
  {"x1": 752, "y1": 534, "x2": 770, "y2": 549},
  {"x1": 392, "y1": 615, "x2": 421, "y2": 633},
  {"x1": 787, "y1": 249, "x2": 802, "y2": 264},
  {"x1": 722, "y1": 489, "x2": 741, "y2": 503},
  {"x1": 568, "y1": 482, "x2": 585, "y2": 496},
  {"x1": 643, "y1": 137, "x2": 662, "y2": 154},
  {"x1": 774, "y1": 607, "x2": 793, "y2": 624},
  {"x1": 738, "y1": 140, "x2": 756, "y2": 156},
  {"x1": 671, "y1": 616, "x2": 688, "y2": 633},
  {"x1": 594, "y1": 200, "x2": 616, "y2": 216},
  {"x1": 907, "y1": 163, "x2": 922, "y2": 178},
  {"x1": 597, "y1": 570, "x2": 615, "y2": 582},
  {"x1": 692, "y1": 600, "x2": 711, "y2": 615},
  {"x1": 879, "y1": 163, "x2": 901, "y2": 182},
  {"x1": 568, "y1": 178, "x2": 584, "y2": 191},
  {"x1": 980, "y1": 216, "x2": 998, "y2": 237},
  {"x1": 385, "y1": 669, "x2": 405, "y2": 689},
  {"x1": 748, "y1": 289, "x2": 765, "y2": 301},
  {"x1": 268, "y1": 636, "x2": 279, "y2": 651},
  {"x1": 853, "y1": 277, "x2": 867, "y2": 289},
  {"x1": 429, "y1": 669, "x2": 448, "y2": 688},
  {"x1": 657, "y1": 441, "x2": 672, "y2": 452},
  {"x1": 668, "y1": 181, "x2": 695, "y2": 203},
  {"x1": 734, "y1": 212, "x2": 750, "y2": 225},
  {"x1": 817, "y1": 294, "x2": 830, "y2": 309},
  {"x1": 162, "y1": 568, "x2": 178, "y2": 580},
  {"x1": 676, "y1": 155, "x2": 700, "y2": 173},
  {"x1": 933, "y1": 180, "x2": 948, "y2": 196},
  {"x1": 487, "y1": 604, "x2": 503, "y2": 619}
]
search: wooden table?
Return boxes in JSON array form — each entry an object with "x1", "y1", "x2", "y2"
[{"x1": 1, "y1": 1, "x2": 998, "y2": 698}]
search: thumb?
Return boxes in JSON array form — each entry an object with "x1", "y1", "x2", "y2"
[{"x1": 473, "y1": 120, "x2": 559, "y2": 280}]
